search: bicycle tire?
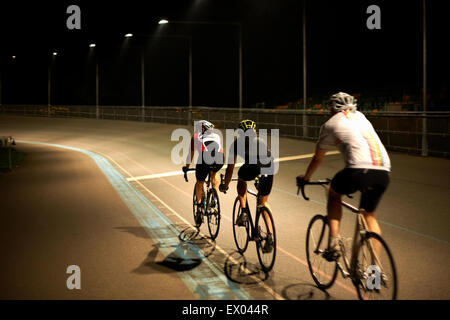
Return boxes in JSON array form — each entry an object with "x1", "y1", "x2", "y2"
[
  {"x1": 305, "y1": 214, "x2": 338, "y2": 289},
  {"x1": 192, "y1": 188, "x2": 205, "y2": 227},
  {"x1": 206, "y1": 188, "x2": 221, "y2": 240},
  {"x1": 232, "y1": 197, "x2": 250, "y2": 253},
  {"x1": 255, "y1": 206, "x2": 277, "y2": 272},
  {"x1": 355, "y1": 232, "x2": 398, "y2": 300}
]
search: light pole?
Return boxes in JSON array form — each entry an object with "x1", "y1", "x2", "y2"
[
  {"x1": 126, "y1": 33, "x2": 193, "y2": 122},
  {"x1": 48, "y1": 52, "x2": 57, "y2": 112},
  {"x1": 0, "y1": 70, "x2": 2, "y2": 107},
  {"x1": 302, "y1": 0, "x2": 308, "y2": 139},
  {"x1": 159, "y1": 19, "x2": 243, "y2": 116},
  {"x1": 421, "y1": 0, "x2": 428, "y2": 156},
  {"x1": 89, "y1": 43, "x2": 99, "y2": 118}
]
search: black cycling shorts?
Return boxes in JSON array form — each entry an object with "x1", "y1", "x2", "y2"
[
  {"x1": 238, "y1": 164, "x2": 273, "y2": 196},
  {"x1": 195, "y1": 162, "x2": 224, "y2": 181},
  {"x1": 331, "y1": 168, "x2": 390, "y2": 213}
]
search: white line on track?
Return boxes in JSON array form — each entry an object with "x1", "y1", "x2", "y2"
[
  {"x1": 92, "y1": 148, "x2": 286, "y2": 300},
  {"x1": 126, "y1": 151, "x2": 340, "y2": 182}
]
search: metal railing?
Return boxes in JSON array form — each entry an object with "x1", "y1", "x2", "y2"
[{"x1": 1, "y1": 104, "x2": 449, "y2": 158}]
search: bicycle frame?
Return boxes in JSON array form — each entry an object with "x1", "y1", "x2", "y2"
[
  {"x1": 228, "y1": 176, "x2": 260, "y2": 240},
  {"x1": 184, "y1": 168, "x2": 212, "y2": 204},
  {"x1": 302, "y1": 181, "x2": 384, "y2": 282}
]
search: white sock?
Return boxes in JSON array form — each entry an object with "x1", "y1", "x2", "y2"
[{"x1": 329, "y1": 236, "x2": 340, "y2": 249}]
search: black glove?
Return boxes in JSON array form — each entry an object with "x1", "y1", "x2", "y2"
[
  {"x1": 296, "y1": 175, "x2": 307, "y2": 187},
  {"x1": 182, "y1": 166, "x2": 189, "y2": 173},
  {"x1": 219, "y1": 183, "x2": 228, "y2": 193}
]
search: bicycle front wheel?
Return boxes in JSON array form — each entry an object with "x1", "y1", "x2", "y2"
[
  {"x1": 206, "y1": 188, "x2": 221, "y2": 240},
  {"x1": 232, "y1": 197, "x2": 249, "y2": 253},
  {"x1": 255, "y1": 206, "x2": 277, "y2": 272},
  {"x1": 306, "y1": 214, "x2": 338, "y2": 289},
  {"x1": 355, "y1": 232, "x2": 397, "y2": 300}
]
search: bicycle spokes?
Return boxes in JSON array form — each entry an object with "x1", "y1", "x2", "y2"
[
  {"x1": 305, "y1": 215, "x2": 338, "y2": 289},
  {"x1": 355, "y1": 233, "x2": 397, "y2": 300},
  {"x1": 205, "y1": 189, "x2": 221, "y2": 240},
  {"x1": 255, "y1": 207, "x2": 276, "y2": 272}
]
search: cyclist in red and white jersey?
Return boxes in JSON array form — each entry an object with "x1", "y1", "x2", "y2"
[
  {"x1": 183, "y1": 120, "x2": 224, "y2": 225},
  {"x1": 297, "y1": 92, "x2": 391, "y2": 259}
]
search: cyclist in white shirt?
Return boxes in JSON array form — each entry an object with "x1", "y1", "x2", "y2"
[
  {"x1": 182, "y1": 120, "x2": 224, "y2": 226},
  {"x1": 297, "y1": 92, "x2": 391, "y2": 259}
]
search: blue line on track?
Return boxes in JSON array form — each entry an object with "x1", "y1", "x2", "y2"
[{"x1": 19, "y1": 140, "x2": 253, "y2": 300}]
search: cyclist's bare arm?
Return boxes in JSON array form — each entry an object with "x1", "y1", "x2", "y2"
[
  {"x1": 303, "y1": 145, "x2": 327, "y2": 181},
  {"x1": 224, "y1": 155, "x2": 237, "y2": 188},
  {"x1": 185, "y1": 137, "x2": 195, "y2": 168}
]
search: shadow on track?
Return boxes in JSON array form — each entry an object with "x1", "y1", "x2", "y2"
[
  {"x1": 224, "y1": 251, "x2": 269, "y2": 284},
  {"x1": 132, "y1": 226, "x2": 217, "y2": 274},
  {"x1": 281, "y1": 283, "x2": 332, "y2": 300}
]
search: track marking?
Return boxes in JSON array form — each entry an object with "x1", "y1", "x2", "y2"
[
  {"x1": 127, "y1": 151, "x2": 340, "y2": 182},
  {"x1": 19, "y1": 139, "x2": 346, "y2": 298},
  {"x1": 18, "y1": 140, "x2": 253, "y2": 300},
  {"x1": 14, "y1": 140, "x2": 358, "y2": 297},
  {"x1": 149, "y1": 181, "x2": 358, "y2": 296}
]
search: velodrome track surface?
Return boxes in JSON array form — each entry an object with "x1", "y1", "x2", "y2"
[{"x1": 1, "y1": 115, "x2": 449, "y2": 300}]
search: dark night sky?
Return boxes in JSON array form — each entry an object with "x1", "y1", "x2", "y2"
[{"x1": 0, "y1": 0, "x2": 448, "y2": 108}]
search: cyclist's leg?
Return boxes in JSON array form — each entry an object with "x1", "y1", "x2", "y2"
[
  {"x1": 210, "y1": 171, "x2": 219, "y2": 191},
  {"x1": 329, "y1": 169, "x2": 358, "y2": 248},
  {"x1": 237, "y1": 178, "x2": 248, "y2": 208},
  {"x1": 209, "y1": 163, "x2": 223, "y2": 192},
  {"x1": 237, "y1": 164, "x2": 255, "y2": 209},
  {"x1": 359, "y1": 170, "x2": 390, "y2": 257},
  {"x1": 327, "y1": 186, "x2": 342, "y2": 239},
  {"x1": 363, "y1": 211, "x2": 381, "y2": 235},
  {"x1": 195, "y1": 163, "x2": 209, "y2": 204},
  {"x1": 362, "y1": 210, "x2": 382, "y2": 258},
  {"x1": 195, "y1": 181, "x2": 205, "y2": 204},
  {"x1": 257, "y1": 175, "x2": 274, "y2": 234}
]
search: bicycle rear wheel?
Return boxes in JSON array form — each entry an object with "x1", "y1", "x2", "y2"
[
  {"x1": 255, "y1": 206, "x2": 276, "y2": 272},
  {"x1": 306, "y1": 214, "x2": 338, "y2": 289},
  {"x1": 206, "y1": 188, "x2": 221, "y2": 240},
  {"x1": 355, "y1": 232, "x2": 397, "y2": 300},
  {"x1": 232, "y1": 197, "x2": 249, "y2": 253},
  {"x1": 193, "y1": 188, "x2": 205, "y2": 227}
]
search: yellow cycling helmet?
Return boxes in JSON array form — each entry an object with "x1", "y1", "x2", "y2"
[{"x1": 238, "y1": 119, "x2": 256, "y2": 132}]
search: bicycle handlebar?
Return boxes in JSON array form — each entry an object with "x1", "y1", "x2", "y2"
[
  {"x1": 296, "y1": 179, "x2": 331, "y2": 201},
  {"x1": 296, "y1": 178, "x2": 354, "y2": 201},
  {"x1": 183, "y1": 167, "x2": 196, "y2": 182},
  {"x1": 220, "y1": 173, "x2": 239, "y2": 194}
]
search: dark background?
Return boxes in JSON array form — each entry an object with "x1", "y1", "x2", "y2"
[{"x1": 0, "y1": 0, "x2": 448, "y2": 108}]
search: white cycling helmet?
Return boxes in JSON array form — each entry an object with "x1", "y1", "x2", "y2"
[
  {"x1": 198, "y1": 120, "x2": 214, "y2": 131},
  {"x1": 329, "y1": 92, "x2": 357, "y2": 113}
]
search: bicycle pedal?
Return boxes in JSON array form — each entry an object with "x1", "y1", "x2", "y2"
[
  {"x1": 338, "y1": 264, "x2": 350, "y2": 278},
  {"x1": 261, "y1": 234, "x2": 274, "y2": 254},
  {"x1": 322, "y1": 249, "x2": 340, "y2": 262},
  {"x1": 235, "y1": 212, "x2": 248, "y2": 227}
]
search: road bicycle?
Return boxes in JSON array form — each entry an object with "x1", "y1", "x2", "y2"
[
  {"x1": 183, "y1": 168, "x2": 221, "y2": 240},
  {"x1": 221, "y1": 174, "x2": 276, "y2": 272},
  {"x1": 297, "y1": 179, "x2": 397, "y2": 300}
]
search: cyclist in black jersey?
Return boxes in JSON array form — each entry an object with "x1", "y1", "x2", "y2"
[{"x1": 220, "y1": 120, "x2": 275, "y2": 250}]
